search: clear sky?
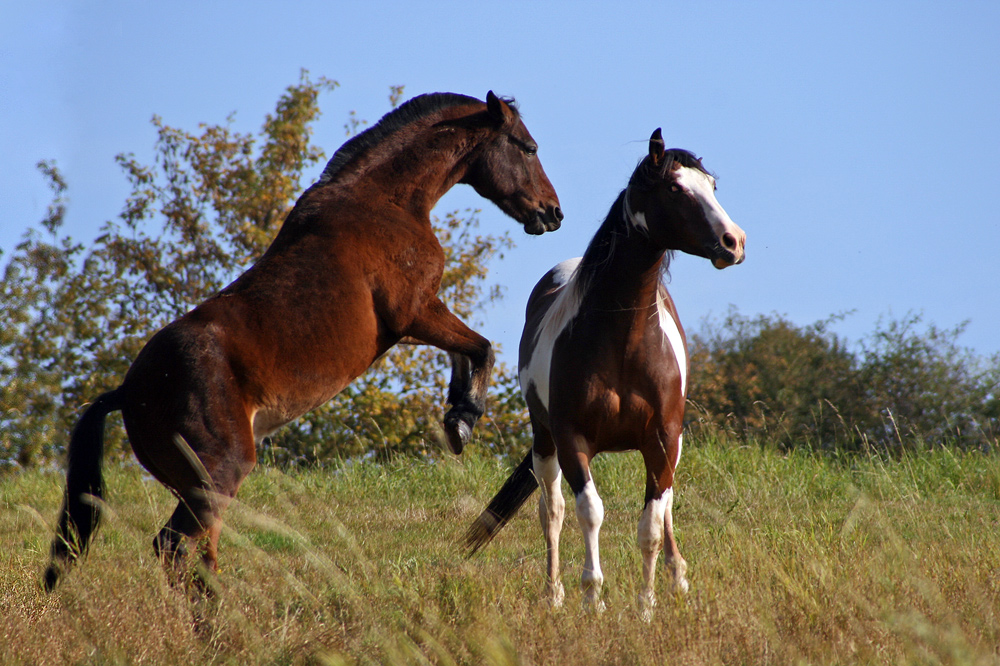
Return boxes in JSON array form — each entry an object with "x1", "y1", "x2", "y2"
[{"x1": 3, "y1": 1, "x2": 999, "y2": 369}]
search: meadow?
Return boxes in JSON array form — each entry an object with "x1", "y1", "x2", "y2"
[{"x1": 3, "y1": 438, "x2": 999, "y2": 665}]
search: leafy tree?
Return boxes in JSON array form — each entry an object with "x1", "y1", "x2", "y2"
[
  {"x1": 687, "y1": 309, "x2": 864, "y2": 449},
  {"x1": 0, "y1": 73, "x2": 528, "y2": 469},
  {"x1": 687, "y1": 309, "x2": 1000, "y2": 452},
  {"x1": 856, "y1": 314, "x2": 1000, "y2": 449}
]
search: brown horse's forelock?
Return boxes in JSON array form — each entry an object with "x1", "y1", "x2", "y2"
[{"x1": 316, "y1": 93, "x2": 519, "y2": 186}]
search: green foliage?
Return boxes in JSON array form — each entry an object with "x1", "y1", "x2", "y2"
[
  {"x1": 0, "y1": 73, "x2": 527, "y2": 469},
  {"x1": 688, "y1": 308, "x2": 1000, "y2": 452}
]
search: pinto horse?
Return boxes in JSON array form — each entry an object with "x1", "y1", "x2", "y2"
[
  {"x1": 466, "y1": 129, "x2": 745, "y2": 613},
  {"x1": 44, "y1": 91, "x2": 562, "y2": 591}
]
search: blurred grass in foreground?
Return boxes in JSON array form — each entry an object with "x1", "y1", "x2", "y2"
[{"x1": 3, "y1": 437, "x2": 999, "y2": 665}]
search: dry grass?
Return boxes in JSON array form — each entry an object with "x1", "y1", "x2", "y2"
[{"x1": 3, "y1": 441, "x2": 999, "y2": 665}]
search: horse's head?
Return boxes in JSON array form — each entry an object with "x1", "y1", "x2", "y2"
[
  {"x1": 628, "y1": 129, "x2": 745, "y2": 269},
  {"x1": 462, "y1": 91, "x2": 563, "y2": 235}
]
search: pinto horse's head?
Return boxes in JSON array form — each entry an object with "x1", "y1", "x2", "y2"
[
  {"x1": 461, "y1": 91, "x2": 563, "y2": 235},
  {"x1": 628, "y1": 129, "x2": 745, "y2": 269}
]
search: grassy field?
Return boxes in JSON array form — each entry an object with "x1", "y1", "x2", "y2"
[{"x1": 3, "y1": 439, "x2": 999, "y2": 665}]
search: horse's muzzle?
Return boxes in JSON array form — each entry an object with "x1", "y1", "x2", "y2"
[
  {"x1": 525, "y1": 206, "x2": 563, "y2": 235},
  {"x1": 709, "y1": 231, "x2": 746, "y2": 269}
]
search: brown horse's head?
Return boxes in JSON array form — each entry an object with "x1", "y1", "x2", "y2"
[
  {"x1": 462, "y1": 91, "x2": 563, "y2": 235},
  {"x1": 628, "y1": 129, "x2": 745, "y2": 268}
]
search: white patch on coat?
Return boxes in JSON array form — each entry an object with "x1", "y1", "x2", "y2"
[
  {"x1": 655, "y1": 287, "x2": 687, "y2": 396},
  {"x1": 622, "y1": 185, "x2": 648, "y2": 232},
  {"x1": 519, "y1": 258, "x2": 584, "y2": 412}
]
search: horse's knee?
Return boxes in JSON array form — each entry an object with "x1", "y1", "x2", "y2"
[{"x1": 575, "y1": 480, "x2": 604, "y2": 531}]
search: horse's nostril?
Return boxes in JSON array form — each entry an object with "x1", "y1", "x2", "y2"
[
  {"x1": 722, "y1": 232, "x2": 737, "y2": 250},
  {"x1": 552, "y1": 206, "x2": 564, "y2": 222}
]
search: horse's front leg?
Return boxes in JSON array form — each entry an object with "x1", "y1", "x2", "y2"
[
  {"x1": 638, "y1": 430, "x2": 689, "y2": 618},
  {"x1": 403, "y1": 297, "x2": 494, "y2": 454}
]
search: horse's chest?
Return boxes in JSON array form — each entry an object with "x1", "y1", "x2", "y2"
[{"x1": 520, "y1": 287, "x2": 687, "y2": 417}]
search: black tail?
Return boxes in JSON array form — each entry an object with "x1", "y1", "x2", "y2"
[
  {"x1": 465, "y1": 451, "x2": 539, "y2": 555},
  {"x1": 44, "y1": 389, "x2": 123, "y2": 591}
]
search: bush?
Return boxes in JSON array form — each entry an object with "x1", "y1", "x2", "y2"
[{"x1": 687, "y1": 308, "x2": 999, "y2": 452}]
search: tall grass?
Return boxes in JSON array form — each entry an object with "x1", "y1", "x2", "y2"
[{"x1": 3, "y1": 438, "x2": 999, "y2": 665}]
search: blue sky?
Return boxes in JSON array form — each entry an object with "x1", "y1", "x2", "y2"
[{"x1": 3, "y1": 1, "x2": 999, "y2": 369}]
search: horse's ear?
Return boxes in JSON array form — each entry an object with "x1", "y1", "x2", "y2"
[
  {"x1": 486, "y1": 90, "x2": 511, "y2": 125},
  {"x1": 649, "y1": 128, "x2": 666, "y2": 166}
]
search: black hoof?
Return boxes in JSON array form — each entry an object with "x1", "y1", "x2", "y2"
[
  {"x1": 444, "y1": 417, "x2": 472, "y2": 454},
  {"x1": 43, "y1": 565, "x2": 60, "y2": 592}
]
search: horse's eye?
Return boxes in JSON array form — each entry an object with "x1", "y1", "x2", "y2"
[
  {"x1": 670, "y1": 185, "x2": 680, "y2": 193},
  {"x1": 525, "y1": 146, "x2": 537, "y2": 157}
]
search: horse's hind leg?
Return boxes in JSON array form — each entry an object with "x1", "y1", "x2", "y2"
[
  {"x1": 138, "y1": 426, "x2": 254, "y2": 590},
  {"x1": 532, "y1": 445, "x2": 566, "y2": 607}
]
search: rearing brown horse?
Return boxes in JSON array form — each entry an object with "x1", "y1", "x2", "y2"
[{"x1": 44, "y1": 91, "x2": 562, "y2": 590}]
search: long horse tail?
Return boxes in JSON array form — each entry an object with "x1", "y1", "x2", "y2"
[
  {"x1": 465, "y1": 450, "x2": 538, "y2": 555},
  {"x1": 44, "y1": 389, "x2": 124, "y2": 591}
]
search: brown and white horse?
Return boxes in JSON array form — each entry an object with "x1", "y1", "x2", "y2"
[
  {"x1": 44, "y1": 91, "x2": 562, "y2": 591},
  {"x1": 466, "y1": 129, "x2": 745, "y2": 614}
]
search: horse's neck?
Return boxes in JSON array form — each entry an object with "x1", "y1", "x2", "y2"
[
  {"x1": 578, "y1": 205, "x2": 666, "y2": 317},
  {"x1": 354, "y1": 129, "x2": 472, "y2": 217}
]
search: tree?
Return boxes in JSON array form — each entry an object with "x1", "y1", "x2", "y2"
[
  {"x1": 687, "y1": 309, "x2": 864, "y2": 449},
  {"x1": 0, "y1": 73, "x2": 528, "y2": 469},
  {"x1": 686, "y1": 308, "x2": 1000, "y2": 452},
  {"x1": 857, "y1": 314, "x2": 1000, "y2": 449}
]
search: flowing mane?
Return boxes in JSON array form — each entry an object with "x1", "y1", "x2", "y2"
[
  {"x1": 316, "y1": 93, "x2": 520, "y2": 186},
  {"x1": 572, "y1": 148, "x2": 714, "y2": 296}
]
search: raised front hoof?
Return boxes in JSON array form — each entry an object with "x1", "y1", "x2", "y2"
[{"x1": 443, "y1": 415, "x2": 472, "y2": 454}]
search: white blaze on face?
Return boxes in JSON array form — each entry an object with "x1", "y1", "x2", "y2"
[
  {"x1": 519, "y1": 257, "x2": 584, "y2": 412},
  {"x1": 674, "y1": 166, "x2": 742, "y2": 260}
]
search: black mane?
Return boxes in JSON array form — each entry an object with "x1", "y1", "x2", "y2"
[
  {"x1": 315, "y1": 93, "x2": 513, "y2": 186},
  {"x1": 643, "y1": 148, "x2": 709, "y2": 182},
  {"x1": 574, "y1": 148, "x2": 707, "y2": 293}
]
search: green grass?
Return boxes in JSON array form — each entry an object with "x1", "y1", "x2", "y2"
[{"x1": 3, "y1": 439, "x2": 999, "y2": 665}]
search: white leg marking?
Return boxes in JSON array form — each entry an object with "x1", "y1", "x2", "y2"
[
  {"x1": 662, "y1": 487, "x2": 690, "y2": 594},
  {"x1": 575, "y1": 479, "x2": 605, "y2": 610},
  {"x1": 637, "y1": 495, "x2": 667, "y2": 617},
  {"x1": 533, "y1": 452, "x2": 565, "y2": 607},
  {"x1": 519, "y1": 258, "x2": 583, "y2": 413},
  {"x1": 656, "y1": 288, "x2": 687, "y2": 396}
]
